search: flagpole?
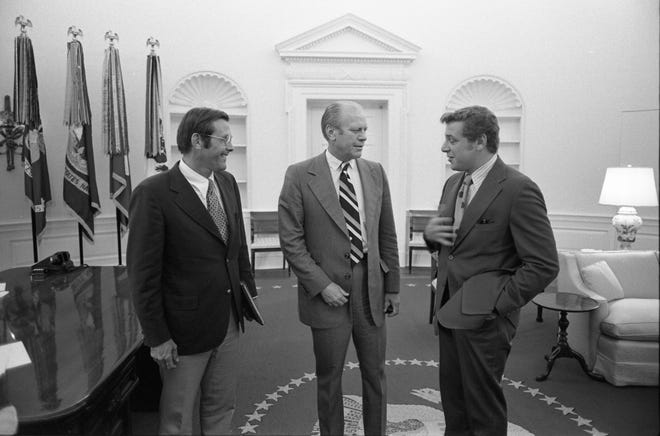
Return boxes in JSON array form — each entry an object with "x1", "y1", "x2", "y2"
[
  {"x1": 30, "y1": 208, "x2": 38, "y2": 262},
  {"x1": 78, "y1": 224, "x2": 84, "y2": 265},
  {"x1": 116, "y1": 209, "x2": 123, "y2": 265}
]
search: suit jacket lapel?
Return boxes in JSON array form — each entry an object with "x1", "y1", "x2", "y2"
[
  {"x1": 307, "y1": 153, "x2": 349, "y2": 237},
  {"x1": 170, "y1": 163, "x2": 224, "y2": 243},
  {"x1": 453, "y1": 158, "x2": 506, "y2": 248}
]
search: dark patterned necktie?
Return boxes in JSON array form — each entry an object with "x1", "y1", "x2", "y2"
[
  {"x1": 339, "y1": 162, "x2": 364, "y2": 266},
  {"x1": 207, "y1": 181, "x2": 229, "y2": 243},
  {"x1": 453, "y1": 174, "x2": 473, "y2": 229}
]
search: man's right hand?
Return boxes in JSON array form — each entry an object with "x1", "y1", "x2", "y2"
[
  {"x1": 424, "y1": 216, "x2": 456, "y2": 247},
  {"x1": 151, "y1": 339, "x2": 179, "y2": 370},
  {"x1": 320, "y1": 282, "x2": 349, "y2": 307}
]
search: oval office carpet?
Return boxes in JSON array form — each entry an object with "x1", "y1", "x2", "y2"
[{"x1": 132, "y1": 268, "x2": 659, "y2": 436}]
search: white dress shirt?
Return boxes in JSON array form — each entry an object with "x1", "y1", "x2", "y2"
[
  {"x1": 179, "y1": 159, "x2": 226, "y2": 212},
  {"x1": 325, "y1": 150, "x2": 368, "y2": 250},
  {"x1": 465, "y1": 154, "x2": 498, "y2": 207}
]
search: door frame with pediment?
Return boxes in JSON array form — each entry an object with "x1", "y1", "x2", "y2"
[{"x1": 276, "y1": 14, "x2": 420, "y2": 261}]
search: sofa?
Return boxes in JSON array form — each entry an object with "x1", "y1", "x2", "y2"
[{"x1": 558, "y1": 249, "x2": 659, "y2": 386}]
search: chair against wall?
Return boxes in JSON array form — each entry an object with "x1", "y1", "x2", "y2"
[
  {"x1": 407, "y1": 211, "x2": 435, "y2": 273},
  {"x1": 249, "y1": 211, "x2": 288, "y2": 274}
]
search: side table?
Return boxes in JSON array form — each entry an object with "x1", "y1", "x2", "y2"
[{"x1": 532, "y1": 292, "x2": 605, "y2": 382}]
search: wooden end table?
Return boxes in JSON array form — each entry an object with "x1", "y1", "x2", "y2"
[{"x1": 532, "y1": 292, "x2": 605, "y2": 382}]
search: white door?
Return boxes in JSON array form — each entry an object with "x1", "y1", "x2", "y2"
[{"x1": 307, "y1": 100, "x2": 388, "y2": 167}]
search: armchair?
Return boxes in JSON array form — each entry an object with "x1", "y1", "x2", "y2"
[{"x1": 557, "y1": 250, "x2": 659, "y2": 386}]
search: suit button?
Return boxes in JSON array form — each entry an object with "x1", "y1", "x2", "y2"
[
  {"x1": 344, "y1": 253, "x2": 350, "y2": 259},
  {"x1": 226, "y1": 259, "x2": 230, "y2": 263},
  {"x1": 448, "y1": 255, "x2": 454, "y2": 260},
  {"x1": 344, "y1": 274, "x2": 351, "y2": 280},
  {"x1": 226, "y1": 289, "x2": 231, "y2": 294}
]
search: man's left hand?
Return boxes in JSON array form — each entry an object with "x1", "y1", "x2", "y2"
[{"x1": 384, "y1": 294, "x2": 400, "y2": 317}]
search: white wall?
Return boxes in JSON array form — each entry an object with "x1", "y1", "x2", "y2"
[{"x1": 0, "y1": 0, "x2": 658, "y2": 269}]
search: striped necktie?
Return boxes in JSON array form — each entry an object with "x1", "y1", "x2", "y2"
[
  {"x1": 207, "y1": 181, "x2": 230, "y2": 243},
  {"x1": 453, "y1": 174, "x2": 473, "y2": 229},
  {"x1": 339, "y1": 162, "x2": 364, "y2": 266}
]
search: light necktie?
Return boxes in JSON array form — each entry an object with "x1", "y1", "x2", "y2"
[
  {"x1": 453, "y1": 174, "x2": 473, "y2": 229},
  {"x1": 339, "y1": 162, "x2": 364, "y2": 266},
  {"x1": 207, "y1": 181, "x2": 230, "y2": 243}
]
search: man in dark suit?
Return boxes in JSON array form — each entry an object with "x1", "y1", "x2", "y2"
[
  {"x1": 424, "y1": 106, "x2": 558, "y2": 436},
  {"x1": 127, "y1": 107, "x2": 256, "y2": 435},
  {"x1": 278, "y1": 101, "x2": 400, "y2": 436}
]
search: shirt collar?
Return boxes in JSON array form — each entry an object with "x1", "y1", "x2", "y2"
[
  {"x1": 325, "y1": 150, "x2": 355, "y2": 171},
  {"x1": 179, "y1": 159, "x2": 214, "y2": 187},
  {"x1": 469, "y1": 154, "x2": 498, "y2": 186}
]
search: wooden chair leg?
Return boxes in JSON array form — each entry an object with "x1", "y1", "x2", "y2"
[
  {"x1": 251, "y1": 252, "x2": 256, "y2": 273},
  {"x1": 408, "y1": 248, "x2": 413, "y2": 273}
]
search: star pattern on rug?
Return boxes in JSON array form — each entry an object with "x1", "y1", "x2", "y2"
[
  {"x1": 245, "y1": 411, "x2": 265, "y2": 422},
  {"x1": 238, "y1": 422, "x2": 258, "y2": 434},
  {"x1": 524, "y1": 387, "x2": 541, "y2": 397},
  {"x1": 539, "y1": 395, "x2": 558, "y2": 405},
  {"x1": 265, "y1": 392, "x2": 281, "y2": 401},
  {"x1": 254, "y1": 401, "x2": 273, "y2": 411},
  {"x1": 501, "y1": 376, "x2": 603, "y2": 435},
  {"x1": 277, "y1": 384, "x2": 293, "y2": 394},
  {"x1": 584, "y1": 428, "x2": 608, "y2": 436},
  {"x1": 571, "y1": 416, "x2": 593, "y2": 427},
  {"x1": 507, "y1": 379, "x2": 524, "y2": 389},
  {"x1": 240, "y1": 356, "x2": 607, "y2": 435},
  {"x1": 555, "y1": 405, "x2": 576, "y2": 416},
  {"x1": 290, "y1": 377, "x2": 305, "y2": 386}
]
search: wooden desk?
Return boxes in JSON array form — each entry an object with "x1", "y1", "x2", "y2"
[{"x1": 0, "y1": 266, "x2": 142, "y2": 435}]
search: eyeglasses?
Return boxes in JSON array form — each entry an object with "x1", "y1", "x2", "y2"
[{"x1": 201, "y1": 134, "x2": 233, "y2": 145}]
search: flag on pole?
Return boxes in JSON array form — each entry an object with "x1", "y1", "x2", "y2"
[
  {"x1": 63, "y1": 35, "x2": 100, "y2": 241},
  {"x1": 102, "y1": 36, "x2": 131, "y2": 235},
  {"x1": 14, "y1": 31, "x2": 52, "y2": 239},
  {"x1": 145, "y1": 37, "x2": 167, "y2": 172}
]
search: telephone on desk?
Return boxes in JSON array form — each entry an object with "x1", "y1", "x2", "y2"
[{"x1": 30, "y1": 251, "x2": 76, "y2": 279}]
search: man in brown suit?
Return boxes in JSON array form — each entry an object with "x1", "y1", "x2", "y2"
[
  {"x1": 425, "y1": 106, "x2": 559, "y2": 436},
  {"x1": 278, "y1": 101, "x2": 400, "y2": 436}
]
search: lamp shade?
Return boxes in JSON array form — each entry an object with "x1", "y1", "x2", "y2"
[{"x1": 598, "y1": 167, "x2": 659, "y2": 207}]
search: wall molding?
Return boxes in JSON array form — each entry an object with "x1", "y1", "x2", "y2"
[{"x1": 3, "y1": 212, "x2": 656, "y2": 270}]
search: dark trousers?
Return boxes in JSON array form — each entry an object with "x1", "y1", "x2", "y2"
[
  {"x1": 311, "y1": 258, "x2": 387, "y2": 436},
  {"x1": 438, "y1": 315, "x2": 516, "y2": 436}
]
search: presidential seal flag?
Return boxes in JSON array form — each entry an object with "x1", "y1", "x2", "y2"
[
  {"x1": 102, "y1": 33, "x2": 131, "y2": 235},
  {"x1": 63, "y1": 33, "x2": 100, "y2": 241},
  {"x1": 144, "y1": 37, "x2": 167, "y2": 173},
  {"x1": 14, "y1": 26, "x2": 52, "y2": 240}
]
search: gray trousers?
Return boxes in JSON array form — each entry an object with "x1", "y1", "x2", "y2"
[
  {"x1": 311, "y1": 258, "x2": 387, "y2": 436},
  {"x1": 158, "y1": 309, "x2": 240, "y2": 435}
]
